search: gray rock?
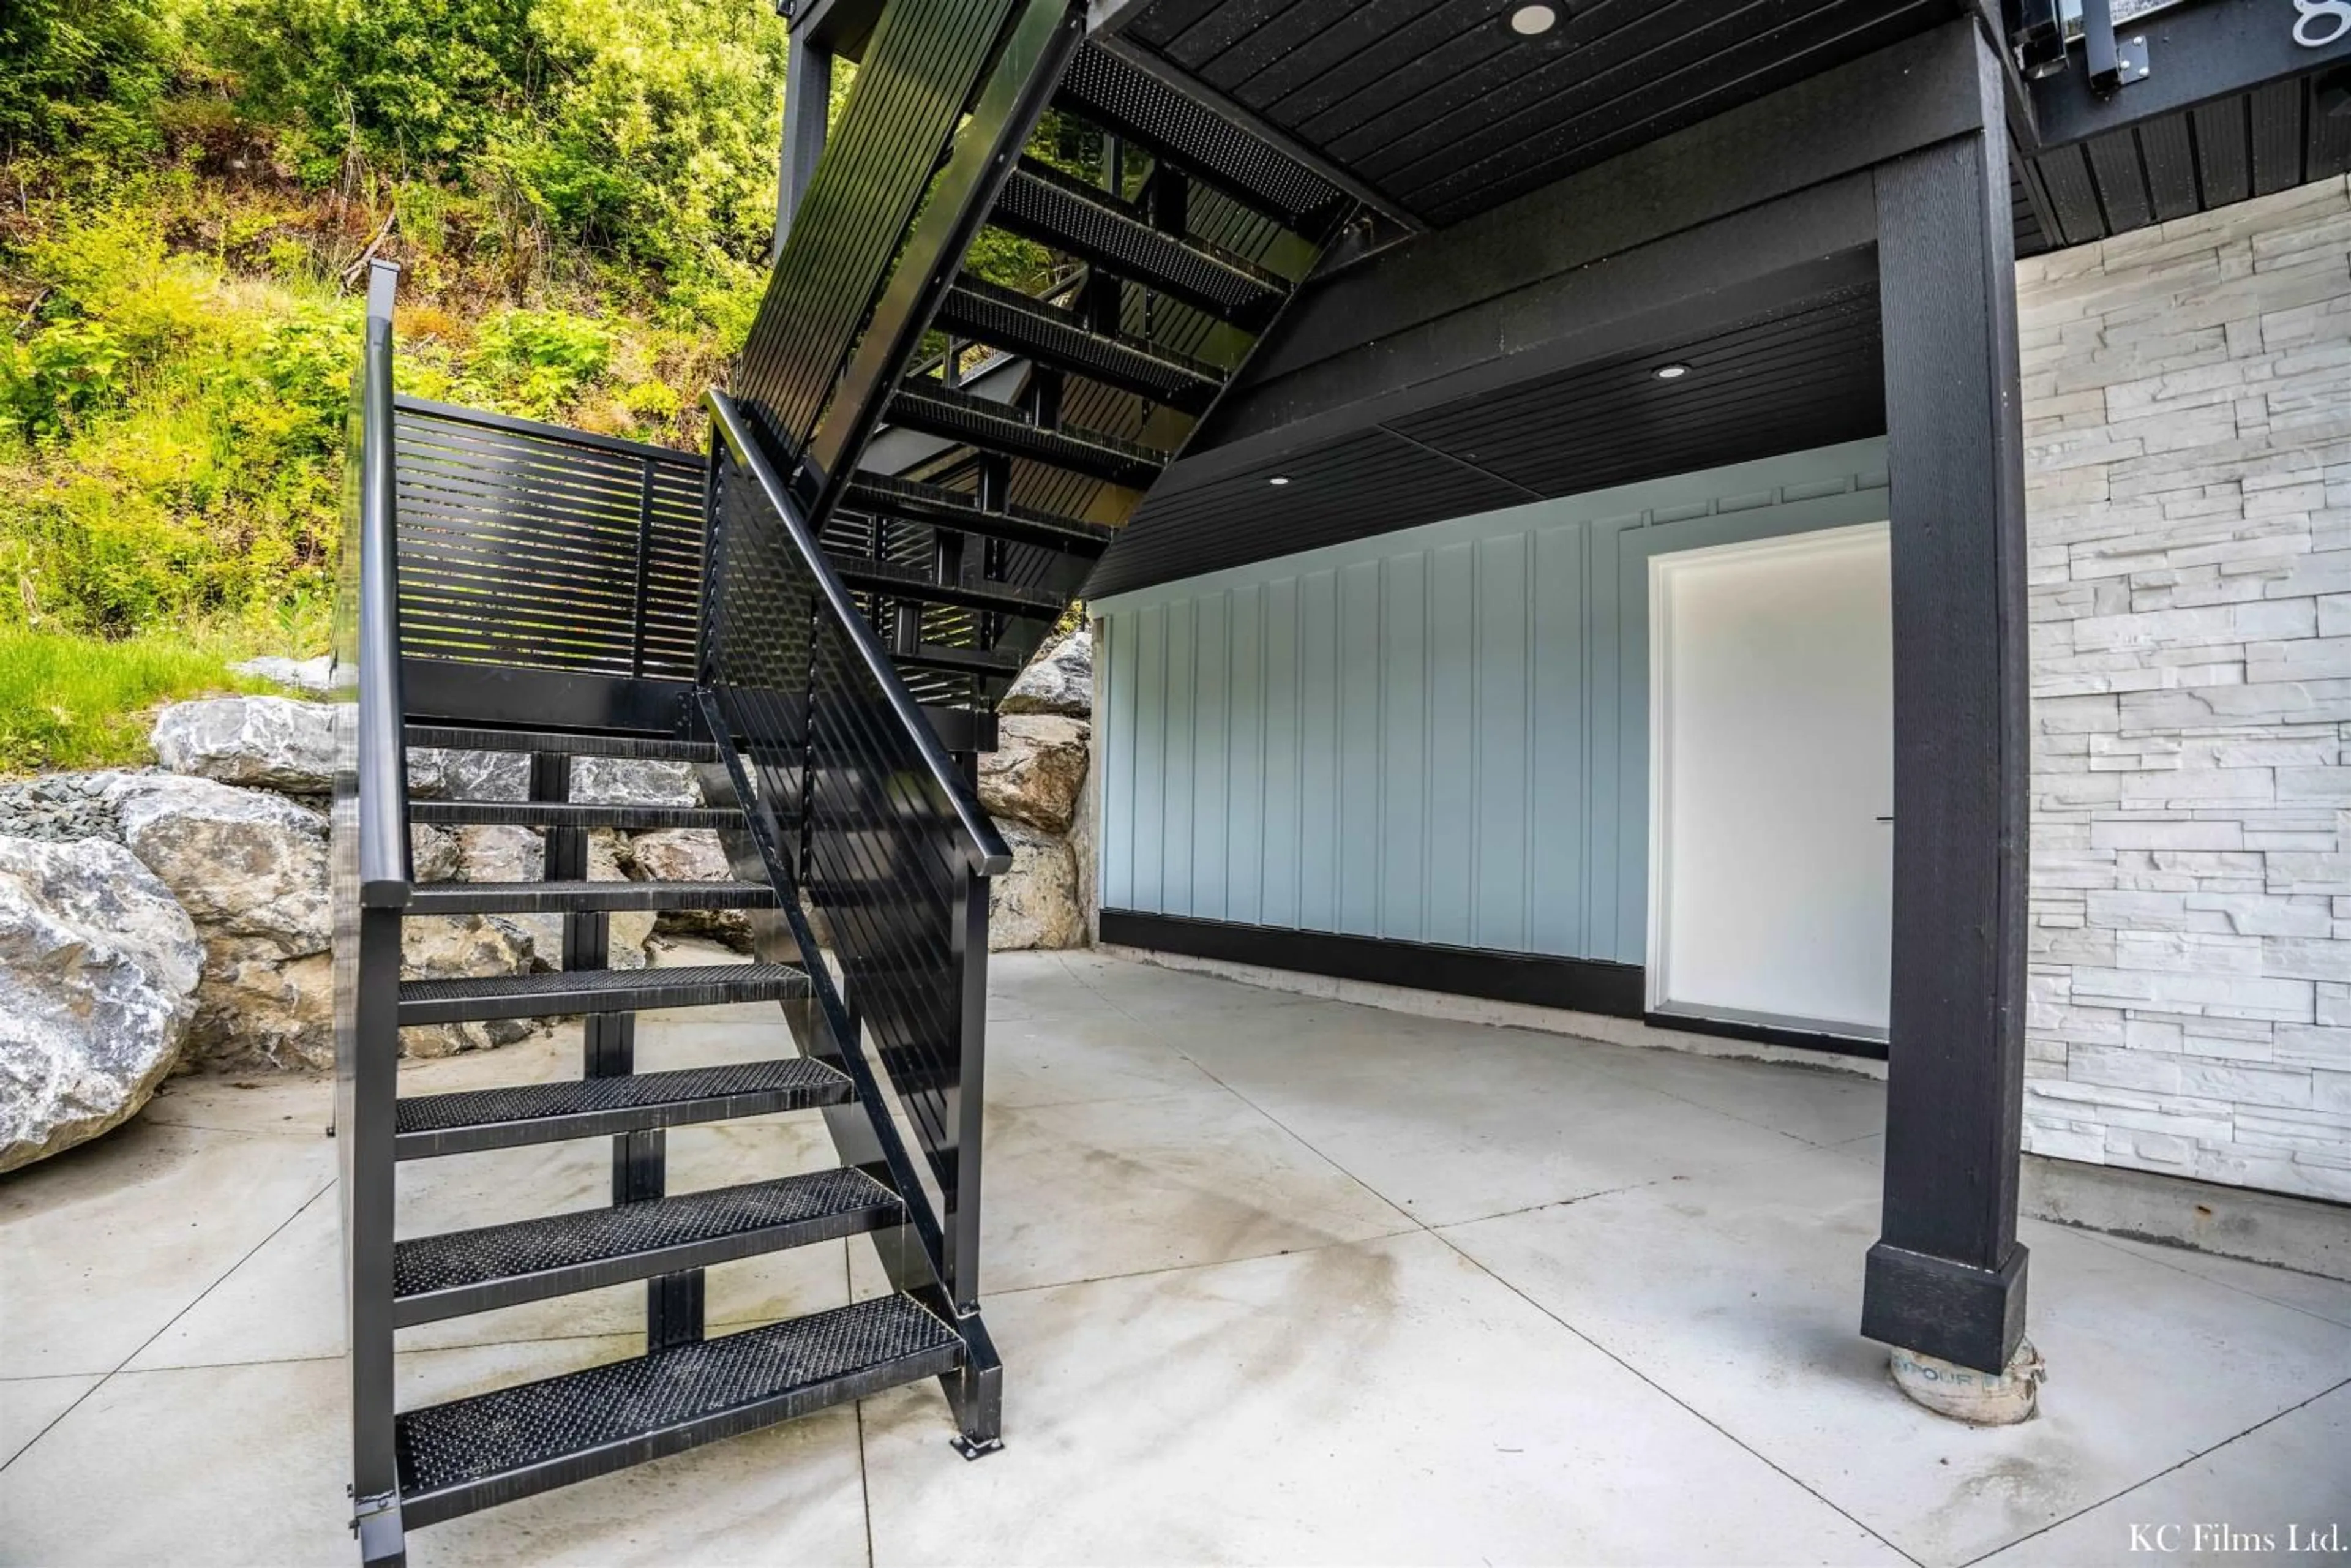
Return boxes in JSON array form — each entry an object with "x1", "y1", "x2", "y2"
[
  {"x1": 980, "y1": 714, "x2": 1090, "y2": 835},
  {"x1": 411, "y1": 824, "x2": 460, "y2": 883},
  {"x1": 632, "y1": 828, "x2": 756, "y2": 950},
  {"x1": 999, "y1": 626, "x2": 1092, "y2": 716},
  {"x1": 231, "y1": 654, "x2": 334, "y2": 694},
  {"x1": 400, "y1": 915, "x2": 542, "y2": 1058},
  {"x1": 103, "y1": 774, "x2": 334, "y2": 1071},
  {"x1": 108, "y1": 774, "x2": 330, "y2": 952},
  {"x1": 988, "y1": 822, "x2": 1084, "y2": 951},
  {"x1": 571, "y1": 757, "x2": 702, "y2": 806},
  {"x1": 440, "y1": 749, "x2": 530, "y2": 802},
  {"x1": 0, "y1": 836, "x2": 203, "y2": 1172},
  {"x1": 151, "y1": 697, "x2": 337, "y2": 794}
]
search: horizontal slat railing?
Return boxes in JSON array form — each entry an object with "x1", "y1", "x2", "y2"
[{"x1": 392, "y1": 398, "x2": 707, "y2": 681}]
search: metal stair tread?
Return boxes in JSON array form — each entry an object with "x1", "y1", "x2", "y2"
[
  {"x1": 394, "y1": 1056, "x2": 852, "y2": 1160},
  {"x1": 830, "y1": 554, "x2": 1063, "y2": 617},
  {"x1": 392, "y1": 1168, "x2": 901, "y2": 1326},
  {"x1": 897, "y1": 642, "x2": 1026, "y2": 678},
  {"x1": 410, "y1": 800, "x2": 743, "y2": 831},
  {"x1": 395, "y1": 1293, "x2": 962, "y2": 1526},
  {"x1": 406, "y1": 726, "x2": 721, "y2": 762},
  {"x1": 883, "y1": 384, "x2": 1166, "y2": 486},
  {"x1": 934, "y1": 274, "x2": 1225, "y2": 409},
  {"x1": 995, "y1": 159, "x2": 1288, "y2": 320},
  {"x1": 842, "y1": 475, "x2": 1116, "y2": 553},
  {"x1": 402, "y1": 880, "x2": 777, "y2": 915},
  {"x1": 397, "y1": 963, "x2": 811, "y2": 1026}
]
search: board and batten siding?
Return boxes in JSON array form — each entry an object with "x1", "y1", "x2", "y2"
[{"x1": 1092, "y1": 438, "x2": 1892, "y2": 968}]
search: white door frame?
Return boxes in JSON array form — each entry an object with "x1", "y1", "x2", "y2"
[{"x1": 1645, "y1": 520, "x2": 1892, "y2": 1040}]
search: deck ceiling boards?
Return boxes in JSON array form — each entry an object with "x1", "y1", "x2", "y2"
[
  {"x1": 1087, "y1": 285, "x2": 1884, "y2": 597},
  {"x1": 1117, "y1": 0, "x2": 1958, "y2": 225},
  {"x1": 2015, "y1": 72, "x2": 2351, "y2": 255}
]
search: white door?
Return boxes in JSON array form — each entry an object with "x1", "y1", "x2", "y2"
[{"x1": 1648, "y1": 522, "x2": 1892, "y2": 1039}]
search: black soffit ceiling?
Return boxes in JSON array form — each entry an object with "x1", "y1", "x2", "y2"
[
  {"x1": 1113, "y1": 0, "x2": 1959, "y2": 225},
  {"x1": 1086, "y1": 283, "x2": 1884, "y2": 598}
]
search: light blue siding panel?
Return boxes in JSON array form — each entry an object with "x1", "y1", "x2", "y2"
[
  {"x1": 1473, "y1": 535, "x2": 1531, "y2": 951},
  {"x1": 1191, "y1": 591, "x2": 1231, "y2": 921},
  {"x1": 1102, "y1": 612, "x2": 1133, "y2": 911},
  {"x1": 1226, "y1": 583, "x2": 1267, "y2": 927},
  {"x1": 1337, "y1": 559, "x2": 1384, "y2": 936},
  {"x1": 1380, "y1": 551, "x2": 1428, "y2": 940},
  {"x1": 1161, "y1": 598, "x2": 1196, "y2": 917},
  {"x1": 1297, "y1": 568, "x2": 1340, "y2": 931},
  {"x1": 1529, "y1": 525, "x2": 1586, "y2": 955},
  {"x1": 1261, "y1": 576, "x2": 1303, "y2": 928},
  {"x1": 1089, "y1": 437, "x2": 1891, "y2": 975},
  {"x1": 1128, "y1": 604, "x2": 1168, "y2": 913},
  {"x1": 1425, "y1": 541, "x2": 1477, "y2": 946}
]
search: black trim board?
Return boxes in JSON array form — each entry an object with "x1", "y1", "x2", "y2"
[
  {"x1": 1644, "y1": 1011, "x2": 1888, "y2": 1065},
  {"x1": 1100, "y1": 910, "x2": 1646, "y2": 1019}
]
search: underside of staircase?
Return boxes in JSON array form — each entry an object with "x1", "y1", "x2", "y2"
[{"x1": 330, "y1": 4, "x2": 1356, "y2": 1561}]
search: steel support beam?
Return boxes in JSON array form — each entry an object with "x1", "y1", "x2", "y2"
[
  {"x1": 1862, "y1": 26, "x2": 2032, "y2": 1377},
  {"x1": 774, "y1": 37, "x2": 832, "y2": 261}
]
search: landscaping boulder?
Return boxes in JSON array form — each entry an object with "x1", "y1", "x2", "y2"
[
  {"x1": 440, "y1": 749, "x2": 530, "y2": 802},
  {"x1": 999, "y1": 625, "x2": 1092, "y2": 716},
  {"x1": 979, "y1": 713, "x2": 1090, "y2": 836},
  {"x1": 631, "y1": 827, "x2": 755, "y2": 949},
  {"x1": 106, "y1": 773, "x2": 334, "y2": 1070},
  {"x1": 988, "y1": 822, "x2": 1083, "y2": 951},
  {"x1": 400, "y1": 915, "x2": 541, "y2": 1058},
  {"x1": 571, "y1": 757, "x2": 701, "y2": 806},
  {"x1": 0, "y1": 836, "x2": 203, "y2": 1172},
  {"x1": 151, "y1": 697, "x2": 337, "y2": 794}
]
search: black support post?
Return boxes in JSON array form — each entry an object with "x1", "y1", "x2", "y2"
[
  {"x1": 773, "y1": 37, "x2": 831, "y2": 261},
  {"x1": 1861, "y1": 26, "x2": 2032, "y2": 1377},
  {"x1": 347, "y1": 906, "x2": 405, "y2": 1566}
]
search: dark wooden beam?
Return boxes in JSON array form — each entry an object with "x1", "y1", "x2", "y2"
[
  {"x1": 1861, "y1": 24, "x2": 2032, "y2": 1376},
  {"x1": 1192, "y1": 178, "x2": 1877, "y2": 470}
]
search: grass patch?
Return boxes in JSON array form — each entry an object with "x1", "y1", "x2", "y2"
[{"x1": 0, "y1": 627, "x2": 274, "y2": 775}]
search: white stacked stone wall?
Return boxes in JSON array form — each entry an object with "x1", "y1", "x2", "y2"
[{"x1": 2022, "y1": 175, "x2": 2351, "y2": 1204}]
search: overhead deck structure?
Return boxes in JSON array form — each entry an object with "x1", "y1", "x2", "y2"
[{"x1": 329, "y1": 0, "x2": 2350, "y2": 1557}]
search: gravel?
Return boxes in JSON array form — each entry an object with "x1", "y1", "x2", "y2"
[{"x1": 0, "y1": 771, "x2": 136, "y2": 844}]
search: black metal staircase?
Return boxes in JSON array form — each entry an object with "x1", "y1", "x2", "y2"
[{"x1": 331, "y1": 2, "x2": 1355, "y2": 1559}]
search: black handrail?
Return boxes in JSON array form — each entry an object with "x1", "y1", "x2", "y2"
[
  {"x1": 341, "y1": 260, "x2": 413, "y2": 904},
  {"x1": 705, "y1": 387, "x2": 1011, "y2": 876}
]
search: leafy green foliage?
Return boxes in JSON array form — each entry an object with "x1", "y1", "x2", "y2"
[{"x1": 0, "y1": 0, "x2": 181, "y2": 156}]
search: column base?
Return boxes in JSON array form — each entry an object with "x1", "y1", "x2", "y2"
[
  {"x1": 1861, "y1": 1239, "x2": 2028, "y2": 1374},
  {"x1": 1889, "y1": 1338, "x2": 2045, "y2": 1424}
]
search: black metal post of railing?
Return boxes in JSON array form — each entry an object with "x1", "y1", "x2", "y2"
[{"x1": 332, "y1": 257, "x2": 411, "y2": 1567}]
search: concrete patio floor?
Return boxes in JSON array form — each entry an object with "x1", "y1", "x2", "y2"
[{"x1": 3, "y1": 943, "x2": 2347, "y2": 1567}]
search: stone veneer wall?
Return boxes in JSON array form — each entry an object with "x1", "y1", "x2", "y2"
[{"x1": 2022, "y1": 175, "x2": 2351, "y2": 1204}]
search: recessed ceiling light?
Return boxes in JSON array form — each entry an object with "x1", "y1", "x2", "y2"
[
  {"x1": 1268, "y1": 475, "x2": 1291, "y2": 486},
  {"x1": 1509, "y1": 4, "x2": 1557, "y2": 36},
  {"x1": 1653, "y1": 362, "x2": 1692, "y2": 381}
]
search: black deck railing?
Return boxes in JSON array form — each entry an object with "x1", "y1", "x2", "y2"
[
  {"x1": 392, "y1": 399, "x2": 707, "y2": 681},
  {"x1": 703, "y1": 388, "x2": 1008, "y2": 1312}
]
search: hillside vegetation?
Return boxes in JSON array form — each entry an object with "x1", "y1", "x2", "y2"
[{"x1": 0, "y1": 0, "x2": 808, "y2": 769}]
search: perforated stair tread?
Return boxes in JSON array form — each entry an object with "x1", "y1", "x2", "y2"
[
  {"x1": 994, "y1": 159, "x2": 1289, "y2": 322},
  {"x1": 410, "y1": 800, "x2": 743, "y2": 831},
  {"x1": 933, "y1": 275, "x2": 1225, "y2": 410},
  {"x1": 842, "y1": 475, "x2": 1116, "y2": 553},
  {"x1": 394, "y1": 1056, "x2": 852, "y2": 1160},
  {"x1": 883, "y1": 384, "x2": 1166, "y2": 487},
  {"x1": 830, "y1": 554, "x2": 1064, "y2": 617},
  {"x1": 395, "y1": 1293, "x2": 963, "y2": 1526},
  {"x1": 392, "y1": 1168, "x2": 902, "y2": 1326},
  {"x1": 403, "y1": 880, "x2": 778, "y2": 915},
  {"x1": 405, "y1": 726, "x2": 721, "y2": 762},
  {"x1": 399, "y1": 963, "x2": 810, "y2": 1026}
]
